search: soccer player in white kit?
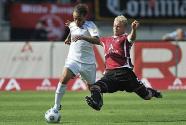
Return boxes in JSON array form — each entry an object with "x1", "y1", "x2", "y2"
[{"x1": 49, "y1": 4, "x2": 101, "y2": 111}]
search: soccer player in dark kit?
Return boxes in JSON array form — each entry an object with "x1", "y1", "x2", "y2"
[{"x1": 85, "y1": 15, "x2": 162, "y2": 111}]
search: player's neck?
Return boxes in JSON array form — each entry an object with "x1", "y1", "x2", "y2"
[{"x1": 113, "y1": 34, "x2": 124, "y2": 38}]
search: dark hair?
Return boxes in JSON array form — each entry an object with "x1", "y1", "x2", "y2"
[{"x1": 73, "y1": 4, "x2": 88, "y2": 16}]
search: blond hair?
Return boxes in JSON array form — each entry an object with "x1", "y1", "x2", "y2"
[{"x1": 114, "y1": 15, "x2": 127, "y2": 25}]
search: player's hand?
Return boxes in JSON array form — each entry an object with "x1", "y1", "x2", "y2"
[
  {"x1": 64, "y1": 39, "x2": 71, "y2": 45},
  {"x1": 131, "y1": 20, "x2": 139, "y2": 30},
  {"x1": 65, "y1": 20, "x2": 71, "y2": 27},
  {"x1": 71, "y1": 35, "x2": 84, "y2": 42}
]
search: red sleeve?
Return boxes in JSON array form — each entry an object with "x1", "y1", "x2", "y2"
[{"x1": 99, "y1": 37, "x2": 107, "y2": 45}]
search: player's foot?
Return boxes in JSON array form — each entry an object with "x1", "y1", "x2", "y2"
[
  {"x1": 58, "y1": 105, "x2": 62, "y2": 110},
  {"x1": 154, "y1": 90, "x2": 163, "y2": 98},
  {"x1": 148, "y1": 88, "x2": 163, "y2": 98},
  {"x1": 85, "y1": 96, "x2": 103, "y2": 111}
]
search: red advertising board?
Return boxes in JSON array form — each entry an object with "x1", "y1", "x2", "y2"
[
  {"x1": 1, "y1": 77, "x2": 186, "y2": 91},
  {"x1": 10, "y1": 3, "x2": 74, "y2": 41},
  {"x1": 0, "y1": 78, "x2": 90, "y2": 91},
  {"x1": 9, "y1": 3, "x2": 94, "y2": 41},
  {"x1": 10, "y1": 3, "x2": 73, "y2": 28},
  {"x1": 10, "y1": 3, "x2": 94, "y2": 28}
]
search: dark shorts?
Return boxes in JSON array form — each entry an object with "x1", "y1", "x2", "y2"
[{"x1": 95, "y1": 67, "x2": 143, "y2": 93}]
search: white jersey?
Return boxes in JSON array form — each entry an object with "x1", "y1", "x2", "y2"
[{"x1": 67, "y1": 21, "x2": 99, "y2": 64}]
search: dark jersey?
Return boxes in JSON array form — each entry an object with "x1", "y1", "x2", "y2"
[{"x1": 100, "y1": 34, "x2": 133, "y2": 70}]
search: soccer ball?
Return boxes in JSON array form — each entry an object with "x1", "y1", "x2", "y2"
[{"x1": 45, "y1": 108, "x2": 61, "y2": 123}]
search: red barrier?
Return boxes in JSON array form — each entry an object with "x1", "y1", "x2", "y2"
[
  {"x1": 0, "y1": 78, "x2": 89, "y2": 91},
  {"x1": 1, "y1": 77, "x2": 186, "y2": 91}
]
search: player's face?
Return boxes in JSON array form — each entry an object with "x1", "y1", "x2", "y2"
[
  {"x1": 73, "y1": 11, "x2": 85, "y2": 27},
  {"x1": 113, "y1": 21, "x2": 125, "y2": 36}
]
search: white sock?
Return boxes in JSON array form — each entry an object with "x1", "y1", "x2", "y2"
[{"x1": 53, "y1": 82, "x2": 67, "y2": 110}]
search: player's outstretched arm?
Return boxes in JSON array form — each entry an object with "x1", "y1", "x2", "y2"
[
  {"x1": 81, "y1": 36, "x2": 102, "y2": 45},
  {"x1": 72, "y1": 35, "x2": 102, "y2": 45},
  {"x1": 64, "y1": 33, "x2": 71, "y2": 45},
  {"x1": 128, "y1": 20, "x2": 139, "y2": 42}
]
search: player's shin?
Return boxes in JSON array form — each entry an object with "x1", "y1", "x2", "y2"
[{"x1": 54, "y1": 82, "x2": 67, "y2": 110}]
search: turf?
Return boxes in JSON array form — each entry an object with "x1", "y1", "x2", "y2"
[{"x1": 0, "y1": 91, "x2": 186, "y2": 125}]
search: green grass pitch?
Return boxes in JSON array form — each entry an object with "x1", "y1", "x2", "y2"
[{"x1": 0, "y1": 91, "x2": 186, "y2": 125}]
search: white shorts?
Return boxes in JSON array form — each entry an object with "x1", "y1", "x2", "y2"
[{"x1": 64, "y1": 59, "x2": 96, "y2": 84}]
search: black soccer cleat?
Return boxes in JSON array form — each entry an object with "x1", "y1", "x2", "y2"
[
  {"x1": 148, "y1": 88, "x2": 163, "y2": 98},
  {"x1": 154, "y1": 90, "x2": 163, "y2": 98},
  {"x1": 85, "y1": 96, "x2": 102, "y2": 111}
]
